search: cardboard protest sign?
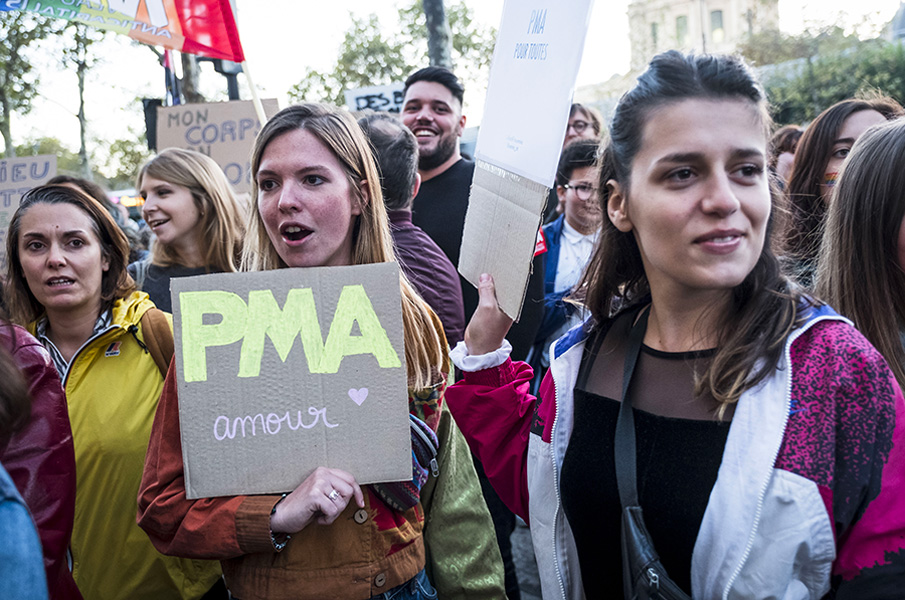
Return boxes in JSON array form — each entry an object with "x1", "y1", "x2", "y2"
[
  {"x1": 460, "y1": 0, "x2": 594, "y2": 319},
  {"x1": 156, "y1": 99, "x2": 279, "y2": 194},
  {"x1": 459, "y1": 162, "x2": 548, "y2": 319},
  {"x1": 0, "y1": 155, "x2": 57, "y2": 266},
  {"x1": 171, "y1": 263, "x2": 411, "y2": 499},
  {"x1": 344, "y1": 83, "x2": 406, "y2": 114}
]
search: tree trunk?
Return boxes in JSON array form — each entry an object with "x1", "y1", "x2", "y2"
[
  {"x1": 180, "y1": 53, "x2": 206, "y2": 103},
  {"x1": 423, "y1": 0, "x2": 453, "y2": 69},
  {"x1": 76, "y1": 57, "x2": 91, "y2": 178},
  {"x1": 0, "y1": 91, "x2": 13, "y2": 158}
]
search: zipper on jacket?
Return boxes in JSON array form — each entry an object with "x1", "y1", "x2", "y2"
[
  {"x1": 549, "y1": 367, "x2": 569, "y2": 600},
  {"x1": 720, "y1": 318, "x2": 836, "y2": 598},
  {"x1": 648, "y1": 568, "x2": 660, "y2": 592},
  {"x1": 61, "y1": 325, "x2": 119, "y2": 387}
]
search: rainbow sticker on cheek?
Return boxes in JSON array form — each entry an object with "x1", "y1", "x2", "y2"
[{"x1": 823, "y1": 172, "x2": 839, "y2": 187}]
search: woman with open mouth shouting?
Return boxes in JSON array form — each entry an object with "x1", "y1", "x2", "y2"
[
  {"x1": 3, "y1": 185, "x2": 224, "y2": 599},
  {"x1": 137, "y1": 103, "x2": 505, "y2": 600},
  {"x1": 131, "y1": 148, "x2": 245, "y2": 312}
]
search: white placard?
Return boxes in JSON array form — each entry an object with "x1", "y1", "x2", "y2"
[
  {"x1": 344, "y1": 83, "x2": 406, "y2": 114},
  {"x1": 475, "y1": 0, "x2": 595, "y2": 187}
]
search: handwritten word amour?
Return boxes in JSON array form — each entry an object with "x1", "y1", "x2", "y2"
[
  {"x1": 214, "y1": 406, "x2": 337, "y2": 441},
  {"x1": 180, "y1": 284, "x2": 401, "y2": 383}
]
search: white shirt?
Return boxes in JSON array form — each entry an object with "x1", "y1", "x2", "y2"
[{"x1": 553, "y1": 220, "x2": 598, "y2": 294}]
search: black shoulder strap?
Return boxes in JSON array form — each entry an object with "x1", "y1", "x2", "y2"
[{"x1": 614, "y1": 307, "x2": 650, "y2": 508}]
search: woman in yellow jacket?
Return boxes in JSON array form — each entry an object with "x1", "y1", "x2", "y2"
[{"x1": 3, "y1": 184, "x2": 223, "y2": 600}]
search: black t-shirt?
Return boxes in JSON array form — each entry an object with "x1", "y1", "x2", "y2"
[
  {"x1": 128, "y1": 262, "x2": 210, "y2": 313},
  {"x1": 412, "y1": 158, "x2": 545, "y2": 361}
]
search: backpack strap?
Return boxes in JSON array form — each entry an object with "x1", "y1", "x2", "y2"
[{"x1": 139, "y1": 308, "x2": 174, "y2": 379}]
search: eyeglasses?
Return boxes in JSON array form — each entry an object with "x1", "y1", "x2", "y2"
[
  {"x1": 567, "y1": 120, "x2": 590, "y2": 134},
  {"x1": 562, "y1": 183, "x2": 596, "y2": 201}
]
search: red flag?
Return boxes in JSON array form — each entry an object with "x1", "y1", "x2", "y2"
[{"x1": 0, "y1": 0, "x2": 245, "y2": 62}]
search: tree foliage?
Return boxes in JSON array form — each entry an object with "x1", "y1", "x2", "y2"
[
  {"x1": 15, "y1": 131, "x2": 150, "y2": 191},
  {"x1": 15, "y1": 136, "x2": 84, "y2": 173},
  {"x1": 755, "y1": 38, "x2": 905, "y2": 124},
  {"x1": 288, "y1": 0, "x2": 495, "y2": 106},
  {"x1": 0, "y1": 11, "x2": 58, "y2": 157},
  {"x1": 735, "y1": 25, "x2": 905, "y2": 124},
  {"x1": 99, "y1": 132, "x2": 152, "y2": 190},
  {"x1": 736, "y1": 26, "x2": 861, "y2": 68}
]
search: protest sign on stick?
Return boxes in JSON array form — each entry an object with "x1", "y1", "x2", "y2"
[
  {"x1": 459, "y1": 0, "x2": 594, "y2": 319},
  {"x1": 344, "y1": 83, "x2": 406, "y2": 114},
  {"x1": 171, "y1": 263, "x2": 411, "y2": 499},
  {"x1": 156, "y1": 99, "x2": 280, "y2": 194},
  {"x1": 0, "y1": 154, "x2": 57, "y2": 266}
]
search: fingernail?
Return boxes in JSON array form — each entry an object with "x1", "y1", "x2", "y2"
[{"x1": 480, "y1": 273, "x2": 490, "y2": 283}]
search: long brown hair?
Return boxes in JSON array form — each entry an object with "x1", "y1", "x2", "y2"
[
  {"x1": 137, "y1": 148, "x2": 245, "y2": 272},
  {"x1": 242, "y1": 103, "x2": 448, "y2": 390},
  {"x1": 785, "y1": 96, "x2": 903, "y2": 271},
  {"x1": 0, "y1": 327, "x2": 30, "y2": 439},
  {"x1": 577, "y1": 51, "x2": 806, "y2": 411},
  {"x1": 4, "y1": 185, "x2": 135, "y2": 326},
  {"x1": 816, "y1": 118, "x2": 905, "y2": 388}
]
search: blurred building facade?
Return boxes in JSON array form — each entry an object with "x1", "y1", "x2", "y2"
[{"x1": 627, "y1": 0, "x2": 779, "y2": 70}]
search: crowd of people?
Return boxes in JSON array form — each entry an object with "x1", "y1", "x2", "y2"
[{"x1": 1, "y1": 49, "x2": 904, "y2": 600}]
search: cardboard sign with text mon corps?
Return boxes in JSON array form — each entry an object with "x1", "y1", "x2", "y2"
[
  {"x1": 171, "y1": 263, "x2": 411, "y2": 499},
  {"x1": 156, "y1": 99, "x2": 280, "y2": 195}
]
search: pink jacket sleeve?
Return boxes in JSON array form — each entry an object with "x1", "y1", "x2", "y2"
[{"x1": 445, "y1": 358, "x2": 556, "y2": 522}]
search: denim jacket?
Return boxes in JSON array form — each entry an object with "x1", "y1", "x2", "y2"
[{"x1": 0, "y1": 461, "x2": 49, "y2": 600}]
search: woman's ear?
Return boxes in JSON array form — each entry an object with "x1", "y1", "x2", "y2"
[
  {"x1": 354, "y1": 180, "x2": 368, "y2": 216},
  {"x1": 607, "y1": 179, "x2": 633, "y2": 233}
]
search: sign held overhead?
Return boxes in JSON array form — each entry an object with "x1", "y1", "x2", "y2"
[{"x1": 459, "y1": 0, "x2": 595, "y2": 319}]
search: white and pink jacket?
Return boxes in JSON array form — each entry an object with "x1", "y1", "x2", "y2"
[{"x1": 447, "y1": 304, "x2": 905, "y2": 599}]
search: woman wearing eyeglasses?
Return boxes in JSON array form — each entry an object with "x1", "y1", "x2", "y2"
[
  {"x1": 530, "y1": 139, "x2": 602, "y2": 391},
  {"x1": 545, "y1": 104, "x2": 604, "y2": 224},
  {"x1": 563, "y1": 103, "x2": 602, "y2": 149}
]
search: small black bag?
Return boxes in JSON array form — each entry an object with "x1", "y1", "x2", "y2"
[
  {"x1": 613, "y1": 308, "x2": 692, "y2": 600},
  {"x1": 620, "y1": 505, "x2": 692, "y2": 599}
]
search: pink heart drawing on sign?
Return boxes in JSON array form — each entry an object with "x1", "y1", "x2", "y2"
[{"x1": 348, "y1": 388, "x2": 369, "y2": 406}]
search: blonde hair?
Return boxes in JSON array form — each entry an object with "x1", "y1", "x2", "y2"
[
  {"x1": 242, "y1": 103, "x2": 448, "y2": 390},
  {"x1": 138, "y1": 148, "x2": 245, "y2": 272}
]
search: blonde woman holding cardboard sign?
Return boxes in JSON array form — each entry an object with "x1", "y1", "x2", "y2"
[{"x1": 138, "y1": 103, "x2": 505, "y2": 600}]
